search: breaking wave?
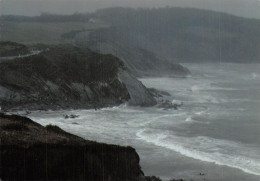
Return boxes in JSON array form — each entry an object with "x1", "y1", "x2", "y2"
[{"x1": 137, "y1": 129, "x2": 260, "y2": 176}]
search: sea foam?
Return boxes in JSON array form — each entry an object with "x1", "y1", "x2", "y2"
[{"x1": 136, "y1": 129, "x2": 260, "y2": 176}]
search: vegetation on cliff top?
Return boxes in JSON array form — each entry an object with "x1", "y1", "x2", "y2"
[
  {"x1": 0, "y1": 41, "x2": 30, "y2": 57},
  {"x1": 0, "y1": 113, "x2": 186, "y2": 181},
  {"x1": 0, "y1": 113, "x2": 145, "y2": 181}
]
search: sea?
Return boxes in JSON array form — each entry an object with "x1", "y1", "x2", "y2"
[{"x1": 28, "y1": 63, "x2": 260, "y2": 181}]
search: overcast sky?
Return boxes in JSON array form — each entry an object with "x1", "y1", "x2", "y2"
[{"x1": 1, "y1": 0, "x2": 260, "y2": 19}]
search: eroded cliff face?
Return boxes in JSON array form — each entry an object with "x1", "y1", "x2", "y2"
[
  {"x1": 118, "y1": 69, "x2": 156, "y2": 106},
  {"x1": 0, "y1": 113, "x2": 146, "y2": 181},
  {"x1": 0, "y1": 44, "x2": 156, "y2": 111}
]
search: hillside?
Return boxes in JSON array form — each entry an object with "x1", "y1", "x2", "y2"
[
  {"x1": 0, "y1": 43, "x2": 156, "y2": 111},
  {"x1": 1, "y1": 8, "x2": 259, "y2": 64},
  {"x1": 90, "y1": 7, "x2": 260, "y2": 63},
  {"x1": 76, "y1": 36, "x2": 190, "y2": 77},
  {"x1": 0, "y1": 16, "x2": 108, "y2": 44},
  {"x1": 0, "y1": 13, "x2": 190, "y2": 77}
]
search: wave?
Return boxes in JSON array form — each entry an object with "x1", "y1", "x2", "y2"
[
  {"x1": 183, "y1": 116, "x2": 210, "y2": 125},
  {"x1": 184, "y1": 94, "x2": 224, "y2": 104},
  {"x1": 189, "y1": 83, "x2": 238, "y2": 92},
  {"x1": 190, "y1": 85, "x2": 202, "y2": 92},
  {"x1": 185, "y1": 116, "x2": 194, "y2": 123},
  {"x1": 99, "y1": 103, "x2": 128, "y2": 111},
  {"x1": 136, "y1": 129, "x2": 260, "y2": 176},
  {"x1": 251, "y1": 73, "x2": 260, "y2": 79},
  {"x1": 244, "y1": 72, "x2": 260, "y2": 80},
  {"x1": 171, "y1": 99, "x2": 183, "y2": 105}
]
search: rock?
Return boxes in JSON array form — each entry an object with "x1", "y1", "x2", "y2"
[
  {"x1": 118, "y1": 69, "x2": 156, "y2": 106},
  {"x1": 158, "y1": 100, "x2": 182, "y2": 110},
  {"x1": 64, "y1": 114, "x2": 80, "y2": 119},
  {"x1": 148, "y1": 88, "x2": 171, "y2": 98},
  {"x1": 0, "y1": 113, "x2": 146, "y2": 181}
]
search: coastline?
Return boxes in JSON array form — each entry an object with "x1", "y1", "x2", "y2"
[
  {"x1": 3, "y1": 107, "x2": 260, "y2": 181},
  {"x1": 23, "y1": 106, "x2": 260, "y2": 181},
  {"x1": 1, "y1": 112, "x2": 187, "y2": 181}
]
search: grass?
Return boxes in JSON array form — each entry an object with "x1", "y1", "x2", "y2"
[
  {"x1": 45, "y1": 124, "x2": 69, "y2": 135},
  {"x1": 0, "y1": 21, "x2": 109, "y2": 44},
  {"x1": 0, "y1": 41, "x2": 29, "y2": 56},
  {"x1": 2, "y1": 123, "x2": 29, "y2": 131}
]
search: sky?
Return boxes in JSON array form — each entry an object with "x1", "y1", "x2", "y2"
[{"x1": 0, "y1": 0, "x2": 260, "y2": 19}]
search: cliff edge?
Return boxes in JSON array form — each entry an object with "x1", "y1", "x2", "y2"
[{"x1": 0, "y1": 113, "x2": 146, "y2": 181}]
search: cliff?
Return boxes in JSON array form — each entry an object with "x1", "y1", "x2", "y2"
[
  {"x1": 0, "y1": 43, "x2": 156, "y2": 111},
  {"x1": 0, "y1": 113, "x2": 146, "y2": 181},
  {"x1": 118, "y1": 69, "x2": 156, "y2": 106}
]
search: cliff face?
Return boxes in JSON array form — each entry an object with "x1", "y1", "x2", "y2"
[
  {"x1": 118, "y1": 69, "x2": 156, "y2": 106},
  {"x1": 0, "y1": 113, "x2": 146, "y2": 181},
  {"x1": 0, "y1": 44, "x2": 156, "y2": 111}
]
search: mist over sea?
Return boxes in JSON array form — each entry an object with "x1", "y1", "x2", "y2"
[{"x1": 29, "y1": 63, "x2": 260, "y2": 181}]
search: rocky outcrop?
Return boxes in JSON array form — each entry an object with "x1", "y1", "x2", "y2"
[
  {"x1": 0, "y1": 44, "x2": 156, "y2": 111},
  {"x1": 0, "y1": 113, "x2": 146, "y2": 181},
  {"x1": 118, "y1": 69, "x2": 156, "y2": 106},
  {"x1": 148, "y1": 88, "x2": 183, "y2": 110}
]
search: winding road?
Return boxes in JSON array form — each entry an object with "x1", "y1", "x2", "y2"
[{"x1": 0, "y1": 50, "x2": 41, "y2": 61}]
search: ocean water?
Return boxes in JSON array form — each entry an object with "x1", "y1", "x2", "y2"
[{"x1": 28, "y1": 63, "x2": 260, "y2": 181}]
